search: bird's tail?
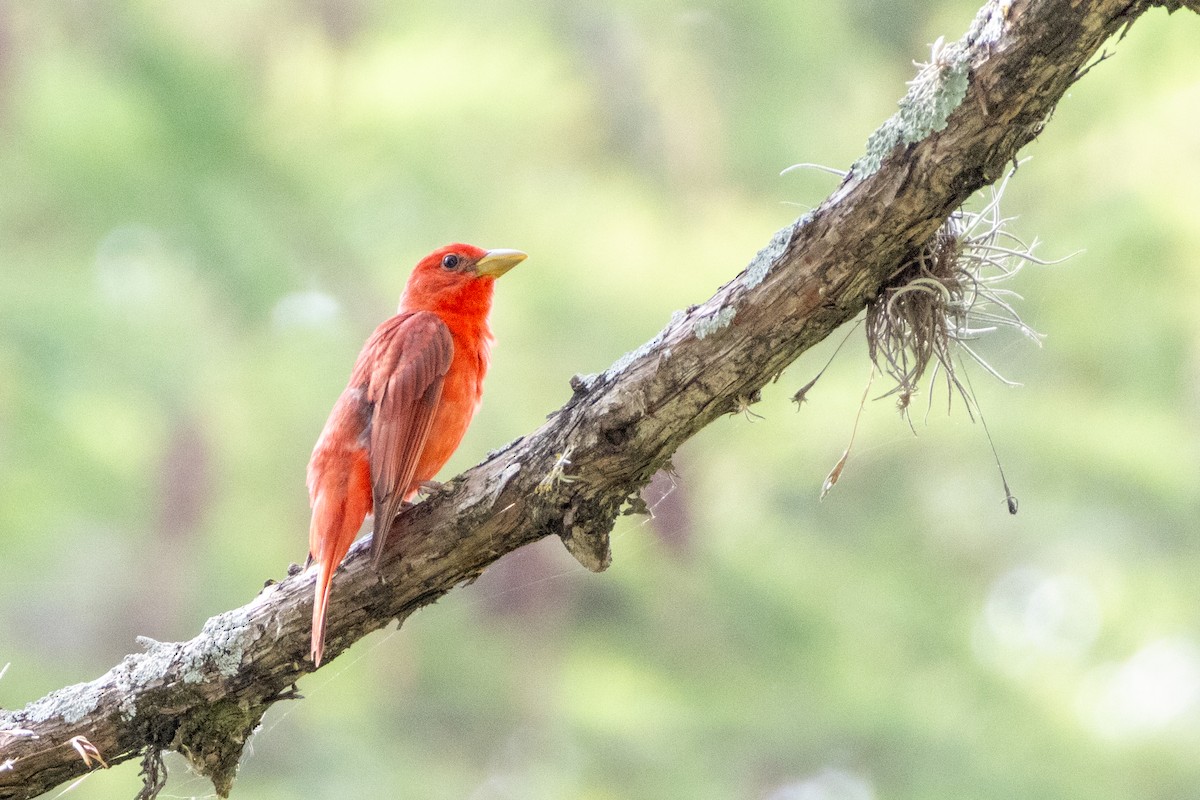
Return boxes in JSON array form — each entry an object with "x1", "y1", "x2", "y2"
[
  {"x1": 307, "y1": 451, "x2": 373, "y2": 667},
  {"x1": 309, "y1": 488, "x2": 355, "y2": 668},
  {"x1": 310, "y1": 551, "x2": 335, "y2": 667}
]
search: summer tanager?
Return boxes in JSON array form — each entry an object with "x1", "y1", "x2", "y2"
[{"x1": 306, "y1": 243, "x2": 526, "y2": 665}]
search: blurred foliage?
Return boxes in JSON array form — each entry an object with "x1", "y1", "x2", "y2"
[{"x1": 1, "y1": 1, "x2": 1199, "y2": 798}]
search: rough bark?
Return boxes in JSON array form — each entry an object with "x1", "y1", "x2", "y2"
[{"x1": 1, "y1": 0, "x2": 1192, "y2": 797}]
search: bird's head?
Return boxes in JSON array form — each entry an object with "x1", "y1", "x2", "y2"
[{"x1": 399, "y1": 243, "x2": 526, "y2": 317}]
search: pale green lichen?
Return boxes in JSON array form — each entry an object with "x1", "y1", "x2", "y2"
[
  {"x1": 12, "y1": 606, "x2": 256, "y2": 739},
  {"x1": 126, "y1": 642, "x2": 178, "y2": 686},
  {"x1": 693, "y1": 307, "x2": 736, "y2": 339},
  {"x1": 196, "y1": 610, "x2": 251, "y2": 679},
  {"x1": 853, "y1": 37, "x2": 972, "y2": 179},
  {"x1": 744, "y1": 224, "x2": 796, "y2": 289},
  {"x1": 115, "y1": 640, "x2": 184, "y2": 720},
  {"x1": 22, "y1": 680, "x2": 105, "y2": 725},
  {"x1": 603, "y1": 309, "x2": 686, "y2": 379},
  {"x1": 967, "y1": 0, "x2": 1012, "y2": 48}
]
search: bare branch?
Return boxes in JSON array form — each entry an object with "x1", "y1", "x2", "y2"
[{"x1": 0, "y1": 1, "x2": 1178, "y2": 797}]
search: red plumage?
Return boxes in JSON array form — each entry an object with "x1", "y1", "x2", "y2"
[{"x1": 306, "y1": 243, "x2": 525, "y2": 665}]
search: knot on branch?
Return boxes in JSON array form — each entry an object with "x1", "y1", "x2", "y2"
[
  {"x1": 556, "y1": 498, "x2": 615, "y2": 573},
  {"x1": 173, "y1": 698, "x2": 267, "y2": 798}
]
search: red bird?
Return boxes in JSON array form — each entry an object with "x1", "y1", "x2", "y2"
[{"x1": 306, "y1": 244, "x2": 526, "y2": 666}]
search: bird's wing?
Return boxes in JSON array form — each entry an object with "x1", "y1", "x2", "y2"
[{"x1": 359, "y1": 311, "x2": 454, "y2": 567}]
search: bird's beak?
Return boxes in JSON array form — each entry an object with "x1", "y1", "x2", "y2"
[{"x1": 475, "y1": 248, "x2": 527, "y2": 278}]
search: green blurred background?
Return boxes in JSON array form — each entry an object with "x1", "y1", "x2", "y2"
[{"x1": 1, "y1": 2, "x2": 1198, "y2": 798}]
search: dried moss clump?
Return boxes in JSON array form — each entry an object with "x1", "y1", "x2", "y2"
[{"x1": 865, "y1": 178, "x2": 1055, "y2": 415}]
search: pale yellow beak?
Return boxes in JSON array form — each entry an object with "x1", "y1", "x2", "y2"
[{"x1": 475, "y1": 248, "x2": 527, "y2": 278}]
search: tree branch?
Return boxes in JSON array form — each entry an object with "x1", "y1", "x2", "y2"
[{"x1": 1, "y1": 0, "x2": 1189, "y2": 796}]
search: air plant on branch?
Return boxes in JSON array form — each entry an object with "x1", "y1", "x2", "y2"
[
  {"x1": 810, "y1": 171, "x2": 1072, "y2": 508},
  {"x1": 865, "y1": 174, "x2": 1056, "y2": 419}
]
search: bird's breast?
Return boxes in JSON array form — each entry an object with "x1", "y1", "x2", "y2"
[{"x1": 412, "y1": 334, "x2": 489, "y2": 484}]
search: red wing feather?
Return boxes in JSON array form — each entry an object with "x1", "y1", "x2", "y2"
[{"x1": 360, "y1": 311, "x2": 454, "y2": 567}]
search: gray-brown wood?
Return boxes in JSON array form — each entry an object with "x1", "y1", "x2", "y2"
[{"x1": 1, "y1": 0, "x2": 1190, "y2": 796}]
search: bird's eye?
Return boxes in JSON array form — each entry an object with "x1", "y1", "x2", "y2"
[{"x1": 441, "y1": 254, "x2": 460, "y2": 270}]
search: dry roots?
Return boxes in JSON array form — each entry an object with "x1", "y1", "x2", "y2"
[{"x1": 865, "y1": 174, "x2": 1062, "y2": 416}]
